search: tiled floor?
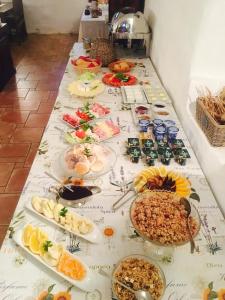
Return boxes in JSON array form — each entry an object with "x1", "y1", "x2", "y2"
[{"x1": 0, "y1": 34, "x2": 76, "y2": 246}]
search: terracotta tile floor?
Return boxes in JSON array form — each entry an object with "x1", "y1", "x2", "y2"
[{"x1": 0, "y1": 34, "x2": 76, "y2": 246}]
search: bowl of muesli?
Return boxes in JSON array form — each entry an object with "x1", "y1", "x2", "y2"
[
  {"x1": 112, "y1": 255, "x2": 166, "y2": 300},
  {"x1": 130, "y1": 191, "x2": 201, "y2": 246}
]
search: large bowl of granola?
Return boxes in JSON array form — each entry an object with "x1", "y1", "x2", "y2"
[
  {"x1": 130, "y1": 191, "x2": 201, "y2": 246},
  {"x1": 112, "y1": 255, "x2": 166, "y2": 300}
]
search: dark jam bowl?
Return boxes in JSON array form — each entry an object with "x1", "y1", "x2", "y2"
[{"x1": 57, "y1": 185, "x2": 100, "y2": 207}]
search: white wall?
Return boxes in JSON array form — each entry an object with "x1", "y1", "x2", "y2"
[
  {"x1": 144, "y1": 0, "x2": 206, "y2": 119},
  {"x1": 144, "y1": 0, "x2": 225, "y2": 213},
  {"x1": 22, "y1": 0, "x2": 87, "y2": 34}
]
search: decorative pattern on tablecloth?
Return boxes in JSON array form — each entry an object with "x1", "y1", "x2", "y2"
[{"x1": 0, "y1": 44, "x2": 225, "y2": 300}]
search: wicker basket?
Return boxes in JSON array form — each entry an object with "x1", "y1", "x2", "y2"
[
  {"x1": 72, "y1": 63, "x2": 102, "y2": 75},
  {"x1": 196, "y1": 98, "x2": 225, "y2": 147}
]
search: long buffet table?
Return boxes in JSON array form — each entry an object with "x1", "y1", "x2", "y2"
[{"x1": 0, "y1": 43, "x2": 225, "y2": 299}]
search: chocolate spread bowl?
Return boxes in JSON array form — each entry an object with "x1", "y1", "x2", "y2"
[{"x1": 50, "y1": 184, "x2": 101, "y2": 208}]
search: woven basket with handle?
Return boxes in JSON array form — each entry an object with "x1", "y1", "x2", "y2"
[{"x1": 196, "y1": 98, "x2": 225, "y2": 147}]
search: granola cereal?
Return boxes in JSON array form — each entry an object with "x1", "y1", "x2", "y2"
[
  {"x1": 113, "y1": 256, "x2": 164, "y2": 300},
  {"x1": 131, "y1": 191, "x2": 199, "y2": 245}
]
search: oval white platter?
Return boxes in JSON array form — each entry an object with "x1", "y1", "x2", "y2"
[
  {"x1": 26, "y1": 200, "x2": 103, "y2": 244},
  {"x1": 13, "y1": 227, "x2": 97, "y2": 292}
]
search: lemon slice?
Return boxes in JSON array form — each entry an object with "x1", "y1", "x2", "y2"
[
  {"x1": 36, "y1": 228, "x2": 48, "y2": 242},
  {"x1": 22, "y1": 224, "x2": 34, "y2": 247},
  {"x1": 29, "y1": 230, "x2": 41, "y2": 255}
]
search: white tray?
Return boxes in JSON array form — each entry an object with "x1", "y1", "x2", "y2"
[
  {"x1": 13, "y1": 227, "x2": 97, "y2": 292},
  {"x1": 26, "y1": 200, "x2": 102, "y2": 244}
]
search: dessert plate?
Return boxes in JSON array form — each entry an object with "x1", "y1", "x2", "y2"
[{"x1": 13, "y1": 228, "x2": 97, "y2": 292}]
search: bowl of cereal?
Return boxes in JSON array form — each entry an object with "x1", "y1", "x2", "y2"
[
  {"x1": 130, "y1": 191, "x2": 201, "y2": 247},
  {"x1": 112, "y1": 255, "x2": 166, "y2": 300}
]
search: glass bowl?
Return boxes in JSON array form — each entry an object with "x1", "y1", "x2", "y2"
[
  {"x1": 52, "y1": 143, "x2": 117, "y2": 180},
  {"x1": 130, "y1": 191, "x2": 201, "y2": 247},
  {"x1": 112, "y1": 254, "x2": 166, "y2": 300}
]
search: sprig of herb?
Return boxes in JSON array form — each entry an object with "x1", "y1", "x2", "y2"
[
  {"x1": 115, "y1": 73, "x2": 129, "y2": 82},
  {"x1": 59, "y1": 207, "x2": 68, "y2": 217},
  {"x1": 84, "y1": 102, "x2": 90, "y2": 111},
  {"x1": 83, "y1": 136, "x2": 95, "y2": 144},
  {"x1": 84, "y1": 147, "x2": 92, "y2": 157},
  {"x1": 81, "y1": 123, "x2": 92, "y2": 131},
  {"x1": 43, "y1": 240, "x2": 53, "y2": 252}
]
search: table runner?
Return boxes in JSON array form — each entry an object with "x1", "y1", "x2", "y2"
[{"x1": 0, "y1": 43, "x2": 225, "y2": 300}]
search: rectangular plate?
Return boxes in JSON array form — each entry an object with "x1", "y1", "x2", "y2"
[
  {"x1": 26, "y1": 200, "x2": 102, "y2": 244},
  {"x1": 121, "y1": 85, "x2": 147, "y2": 104},
  {"x1": 13, "y1": 227, "x2": 98, "y2": 292}
]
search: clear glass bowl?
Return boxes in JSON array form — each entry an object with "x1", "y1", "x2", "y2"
[
  {"x1": 112, "y1": 254, "x2": 166, "y2": 300},
  {"x1": 130, "y1": 191, "x2": 201, "y2": 247},
  {"x1": 52, "y1": 143, "x2": 117, "y2": 180}
]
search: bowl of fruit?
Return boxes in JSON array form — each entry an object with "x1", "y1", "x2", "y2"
[{"x1": 71, "y1": 56, "x2": 102, "y2": 74}]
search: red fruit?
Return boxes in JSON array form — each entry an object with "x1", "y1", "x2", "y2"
[
  {"x1": 63, "y1": 114, "x2": 79, "y2": 127},
  {"x1": 80, "y1": 56, "x2": 91, "y2": 62},
  {"x1": 75, "y1": 130, "x2": 86, "y2": 139},
  {"x1": 76, "y1": 110, "x2": 91, "y2": 121},
  {"x1": 71, "y1": 59, "x2": 77, "y2": 66},
  {"x1": 88, "y1": 62, "x2": 96, "y2": 68}
]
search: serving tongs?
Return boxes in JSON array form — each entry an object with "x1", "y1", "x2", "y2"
[{"x1": 112, "y1": 184, "x2": 136, "y2": 211}]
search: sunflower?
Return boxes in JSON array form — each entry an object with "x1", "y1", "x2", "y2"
[
  {"x1": 202, "y1": 288, "x2": 211, "y2": 300},
  {"x1": 218, "y1": 289, "x2": 225, "y2": 300},
  {"x1": 37, "y1": 291, "x2": 48, "y2": 300},
  {"x1": 134, "y1": 166, "x2": 191, "y2": 198},
  {"x1": 53, "y1": 292, "x2": 71, "y2": 300}
]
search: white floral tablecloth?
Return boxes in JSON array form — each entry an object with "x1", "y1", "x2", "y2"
[{"x1": 0, "y1": 43, "x2": 225, "y2": 300}]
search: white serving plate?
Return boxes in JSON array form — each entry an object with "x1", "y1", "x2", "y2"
[
  {"x1": 13, "y1": 228, "x2": 97, "y2": 292},
  {"x1": 26, "y1": 201, "x2": 103, "y2": 244}
]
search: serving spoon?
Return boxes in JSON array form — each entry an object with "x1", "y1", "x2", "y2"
[
  {"x1": 180, "y1": 197, "x2": 196, "y2": 253},
  {"x1": 99, "y1": 269, "x2": 153, "y2": 300},
  {"x1": 45, "y1": 171, "x2": 74, "y2": 193}
]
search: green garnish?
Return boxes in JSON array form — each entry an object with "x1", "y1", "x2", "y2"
[
  {"x1": 59, "y1": 207, "x2": 68, "y2": 217},
  {"x1": 43, "y1": 240, "x2": 53, "y2": 252},
  {"x1": 81, "y1": 123, "x2": 92, "y2": 131},
  {"x1": 84, "y1": 147, "x2": 92, "y2": 157},
  {"x1": 115, "y1": 73, "x2": 129, "y2": 82},
  {"x1": 83, "y1": 136, "x2": 95, "y2": 144},
  {"x1": 84, "y1": 102, "x2": 90, "y2": 111}
]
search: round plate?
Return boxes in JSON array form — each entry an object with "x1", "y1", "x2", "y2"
[
  {"x1": 102, "y1": 73, "x2": 137, "y2": 87},
  {"x1": 68, "y1": 80, "x2": 105, "y2": 98},
  {"x1": 52, "y1": 143, "x2": 117, "y2": 180}
]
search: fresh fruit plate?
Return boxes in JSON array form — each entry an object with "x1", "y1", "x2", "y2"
[
  {"x1": 52, "y1": 143, "x2": 117, "y2": 180},
  {"x1": 13, "y1": 224, "x2": 97, "y2": 292},
  {"x1": 112, "y1": 166, "x2": 192, "y2": 210},
  {"x1": 26, "y1": 196, "x2": 102, "y2": 244},
  {"x1": 64, "y1": 119, "x2": 120, "y2": 144},
  {"x1": 108, "y1": 60, "x2": 135, "y2": 73},
  {"x1": 68, "y1": 79, "x2": 105, "y2": 98},
  {"x1": 62, "y1": 102, "x2": 111, "y2": 129},
  {"x1": 102, "y1": 73, "x2": 137, "y2": 87},
  {"x1": 71, "y1": 56, "x2": 102, "y2": 74}
]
